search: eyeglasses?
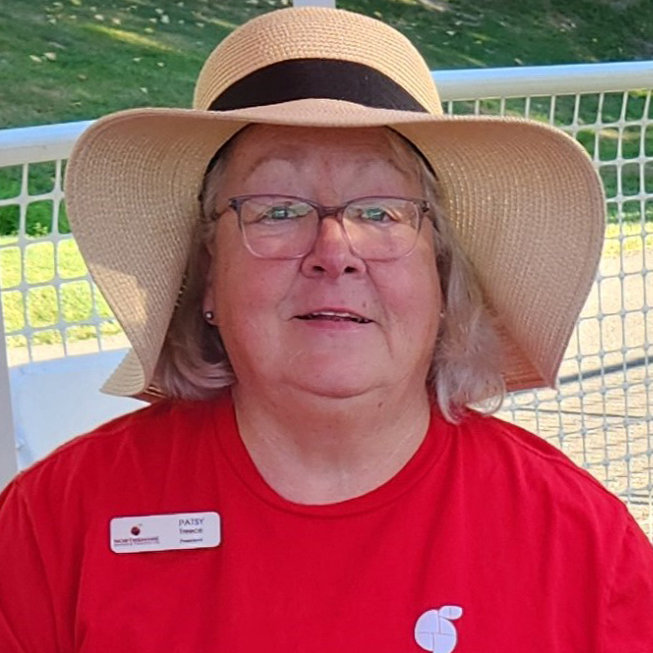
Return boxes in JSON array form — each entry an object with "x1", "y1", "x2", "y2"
[{"x1": 214, "y1": 194, "x2": 430, "y2": 261}]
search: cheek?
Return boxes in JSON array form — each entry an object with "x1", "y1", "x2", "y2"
[
  {"x1": 214, "y1": 266, "x2": 261, "y2": 333},
  {"x1": 387, "y1": 239, "x2": 440, "y2": 309},
  {"x1": 211, "y1": 225, "x2": 262, "y2": 324},
  {"x1": 212, "y1": 270, "x2": 269, "y2": 372},
  {"x1": 212, "y1": 253, "x2": 295, "y2": 335},
  {"x1": 385, "y1": 254, "x2": 441, "y2": 346},
  {"x1": 405, "y1": 277, "x2": 441, "y2": 335}
]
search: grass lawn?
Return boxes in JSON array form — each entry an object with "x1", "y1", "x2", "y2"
[
  {"x1": 1, "y1": 0, "x2": 652, "y2": 349},
  {"x1": 1, "y1": 0, "x2": 651, "y2": 128},
  {"x1": 0, "y1": 236, "x2": 120, "y2": 348}
]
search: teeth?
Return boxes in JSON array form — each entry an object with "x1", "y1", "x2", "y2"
[
  {"x1": 316, "y1": 311, "x2": 355, "y2": 319},
  {"x1": 298, "y1": 311, "x2": 371, "y2": 324}
]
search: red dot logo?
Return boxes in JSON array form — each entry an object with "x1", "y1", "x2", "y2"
[{"x1": 131, "y1": 526, "x2": 141, "y2": 536}]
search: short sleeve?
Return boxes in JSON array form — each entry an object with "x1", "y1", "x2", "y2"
[
  {"x1": 603, "y1": 515, "x2": 653, "y2": 652},
  {"x1": 0, "y1": 480, "x2": 59, "y2": 652}
]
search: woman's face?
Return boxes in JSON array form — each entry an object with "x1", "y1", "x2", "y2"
[{"x1": 205, "y1": 125, "x2": 442, "y2": 401}]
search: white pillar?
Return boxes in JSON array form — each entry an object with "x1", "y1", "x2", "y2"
[
  {"x1": 0, "y1": 295, "x2": 17, "y2": 489},
  {"x1": 292, "y1": 0, "x2": 336, "y2": 6}
]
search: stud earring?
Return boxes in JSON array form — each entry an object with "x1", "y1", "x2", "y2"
[{"x1": 204, "y1": 310, "x2": 214, "y2": 322}]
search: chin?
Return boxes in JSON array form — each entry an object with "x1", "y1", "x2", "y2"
[
  {"x1": 288, "y1": 369, "x2": 386, "y2": 400},
  {"x1": 305, "y1": 385, "x2": 370, "y2": 400}
]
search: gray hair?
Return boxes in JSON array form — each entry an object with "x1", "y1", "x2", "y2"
[{"x1": 154, "y1": 130, "x2": 505, "y2": 422}]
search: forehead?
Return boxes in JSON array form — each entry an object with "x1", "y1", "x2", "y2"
[{"x1": 221, "y1": 124, "x2": 421, "y2": 183}]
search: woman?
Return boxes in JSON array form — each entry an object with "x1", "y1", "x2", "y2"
[{"x1": 1, "y1": 6, "x2": 652, "y2": 652}]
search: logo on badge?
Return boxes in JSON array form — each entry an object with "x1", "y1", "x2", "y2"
[{"x1": 414, "y1": 605, "x2": 463, "y2": 653}]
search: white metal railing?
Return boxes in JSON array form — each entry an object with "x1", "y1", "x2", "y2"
[
  {"x1": 436, "y1": 60, "x2": 653, "y2": 99},
  {"x1": 0, "y1": 293, "x2": 16, "y2": 482},
  {"x1": 3, "y1": 61, "x2": 651, "y2": 165},
  {"x1": 1, "y1": 61, "x2": 652, "y2": 538}
]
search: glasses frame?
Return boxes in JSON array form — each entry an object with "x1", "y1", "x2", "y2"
[{"x1": 214, "y1": 194, "x2": 431, "y2": 261}]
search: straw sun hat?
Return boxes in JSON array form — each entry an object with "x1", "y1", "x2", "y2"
[{"x1": 64, "y1": 6, "x2": 605, "y2": 399}]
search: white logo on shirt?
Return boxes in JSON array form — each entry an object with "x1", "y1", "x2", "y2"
[{"x1": 414, "y1": 605, "x2": 463, "y2": 653}]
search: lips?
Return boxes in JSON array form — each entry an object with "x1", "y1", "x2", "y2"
[{"x1": 295, "y1": 310, "x2": 372, "y2": 324}]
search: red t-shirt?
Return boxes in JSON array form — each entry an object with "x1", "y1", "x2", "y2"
[{"x1": 1, "y1": 395, "x2": 652, "y2": 652}]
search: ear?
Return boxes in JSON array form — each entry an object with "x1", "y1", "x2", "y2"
[{"x1": 202, "y1": 242, "x2": 216, "y2": 323}]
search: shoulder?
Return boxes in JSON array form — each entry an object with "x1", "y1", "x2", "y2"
[
  {"x1": 21, "y1": 398, "x2": 205, "y2": 468},
  {"x1": 451, "y1": 410, "x2": 633, "y2": 522},
  {"x1": 456, "y1": 409, "x2": 603, "y2": 480},
  {"x1": 444, "y1": 411, "x2": 653, "y2": 578},
  {"x1": 7, "y1": 394, "x2": 233, "y2": 502}
]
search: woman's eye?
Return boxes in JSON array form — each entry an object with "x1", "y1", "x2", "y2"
[
  {"x1": 262, "y1": 205, "x2": 295, "y2": 220},
  {"x1": 260, "y1": 203, "x2": 311, "y2": 221},
  {"x1": 359, "y1": 206, "x2": 393, "y2": 222}
]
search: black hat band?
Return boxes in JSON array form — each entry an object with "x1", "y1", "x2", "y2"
[{"x1": 208, "y1": 59, "x2": 429, "y2": 113}]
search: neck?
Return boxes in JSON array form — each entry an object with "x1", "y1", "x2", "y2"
[{"x1": 231, "y1": 384, "x2": 432, "y2": 505}]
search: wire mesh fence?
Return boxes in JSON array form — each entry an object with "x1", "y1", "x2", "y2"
[
  {"x1": 0, "y1": 153, "x2": 127, "y2": 365},
  {"x1": 441, "y1": 72, "x2": 652, "y2": 538},
  {"x1": 1, "y1": 62, "x2": 652, "y2": 536}
]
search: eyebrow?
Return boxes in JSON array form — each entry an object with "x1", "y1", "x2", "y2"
[{"x1": 243, "y1": 151, "x2": 303, "y2": 178}]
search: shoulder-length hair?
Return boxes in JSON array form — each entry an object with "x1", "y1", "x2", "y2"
[{"x1": 153, "y1": 129, "x2": 505, "y2": 422}]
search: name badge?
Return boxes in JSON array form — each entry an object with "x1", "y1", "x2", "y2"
[{"x1": 110, "y1": 511, "x2": 221, "y2": 553}]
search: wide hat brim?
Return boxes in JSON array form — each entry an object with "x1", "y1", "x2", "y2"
[{"x1": 64, "y1": 97, "x2": 605, "y2": 399}]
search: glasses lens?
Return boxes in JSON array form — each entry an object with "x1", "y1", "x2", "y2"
[
  {"x1": 239, "y1": 196, "x2": 317, "y2": 258},
  {"x1": 344, "y1": 198, "x2": 421, "y2": 259}
]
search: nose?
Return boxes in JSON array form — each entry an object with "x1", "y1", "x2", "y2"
[{"x1": 299, "y1": 215, "x2": 366, "y2": 279}]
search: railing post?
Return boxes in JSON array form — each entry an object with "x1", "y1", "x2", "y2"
[
  {"x1": 0, "y1": 295, "x2": 17, "y2": 489},
  {"x1": 292, "y1": 0, "x2": 336, "y2": 6}
]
